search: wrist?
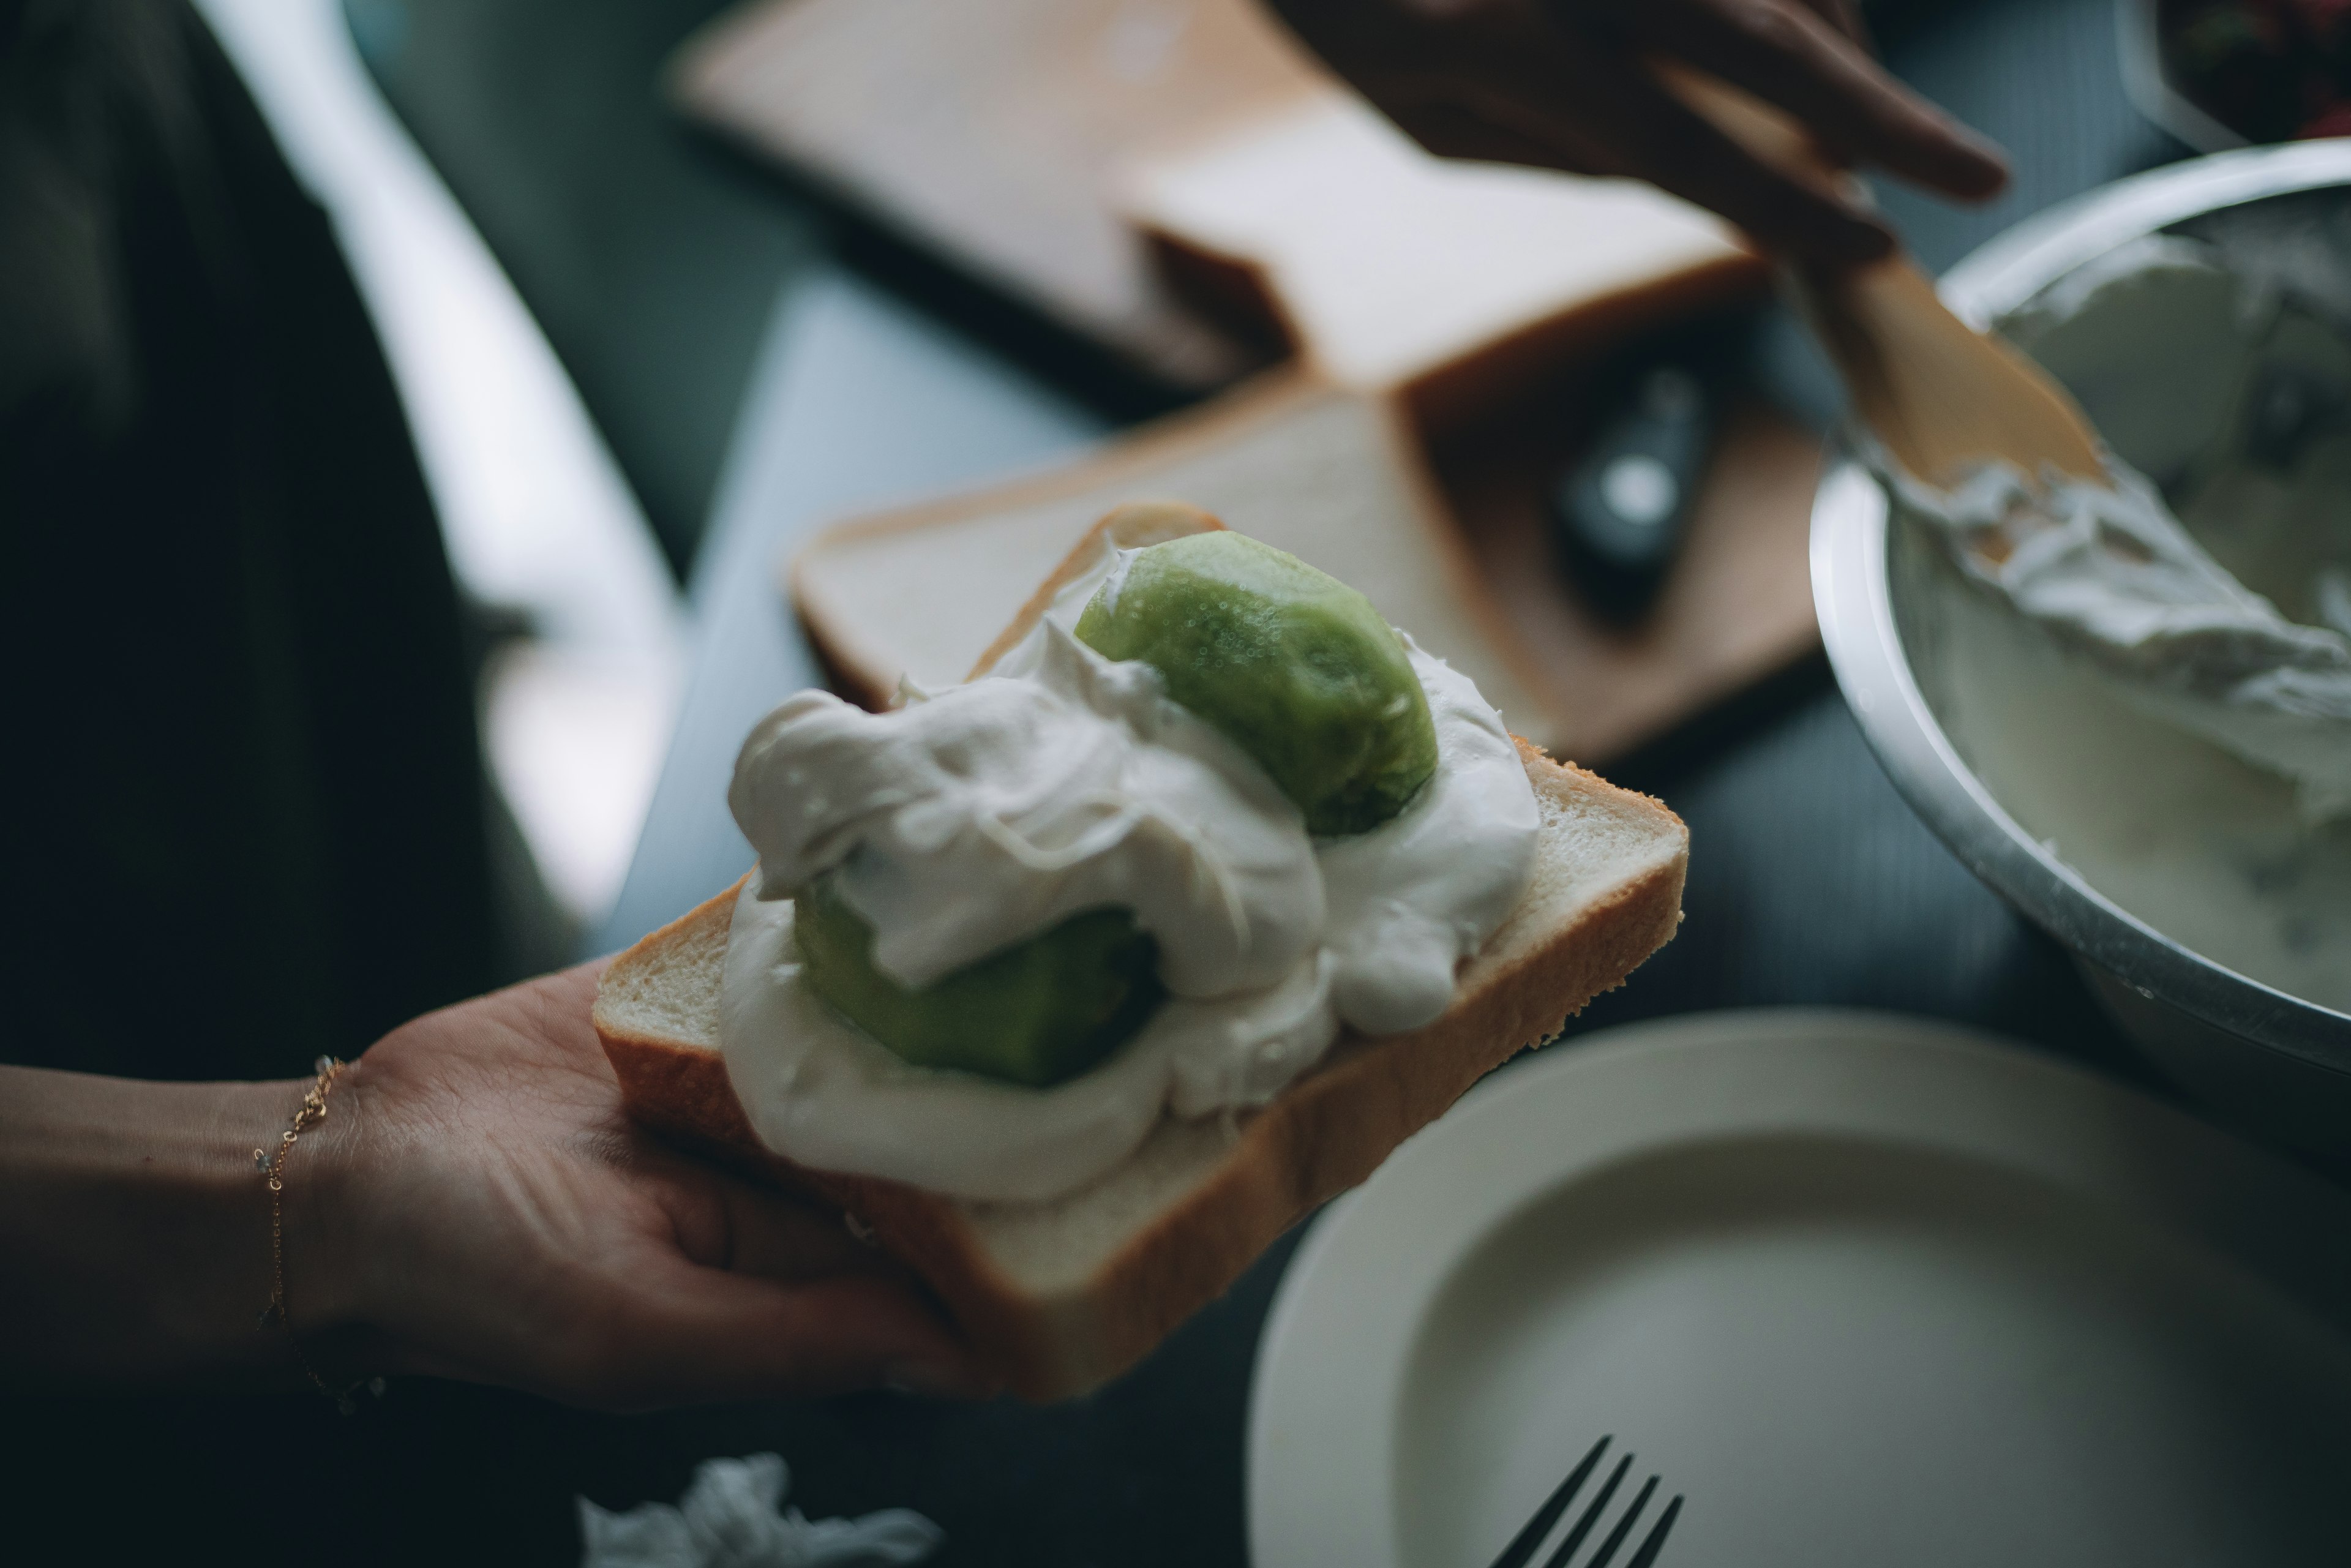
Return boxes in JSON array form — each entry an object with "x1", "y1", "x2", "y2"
[
  {"x1": 209, "y1": 1078, "x2": 317, "y2": 1373},
  {"x1": 0, "y1": 1067, "x2": 320, "y2": 1387},
  {"x1": 180, "y1": 1075, "x2": 339, "y2": 1384},
  {"x1": 268, "y1": 1057, "x2": 382, "y2": 1386}
]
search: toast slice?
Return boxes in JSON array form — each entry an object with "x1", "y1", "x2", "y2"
[
  {"x1": 596, "y1": 745, "x2": 1683, "y2": 1401},
  {"x1": 790, "y1": 370, "x2": 1562, "y2": 746},
  {"x1": 1122, "y1": 93, "x2": 1762, "y2": 431}
]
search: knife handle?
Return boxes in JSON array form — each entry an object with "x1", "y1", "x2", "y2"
[{"x1": 1549, "y1": 362, "x2": 1715, "y2": 621}]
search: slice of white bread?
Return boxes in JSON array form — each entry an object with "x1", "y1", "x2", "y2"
[
  {"x1": 600, "y1": 505, "x2": 1687, "y2": 1399},
  {"x1": 598, "y1": 751, "x2": 1682, "y2": 1401},
  {"x1": 1122, "y1": 92, "x2": 1761, "y2": 431},
  {"x1": 792, "y1": 370, "x2": 1563, "y2": 747}
]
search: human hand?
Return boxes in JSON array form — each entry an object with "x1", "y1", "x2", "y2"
[
  {"x1": 292, "y1": 963, "x2": 993, "y2": 1409},
  {"x1": 1262, "y1": 0, "x2": 2009, "y2": 264}
]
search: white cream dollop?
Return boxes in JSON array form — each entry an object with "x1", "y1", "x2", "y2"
[
  {"x1": 728, "y1": 625, "x2": 1321, "y2": 998},
  {"x1": 718, "y1": 613, "x2": 1537, "y2": 1203}
]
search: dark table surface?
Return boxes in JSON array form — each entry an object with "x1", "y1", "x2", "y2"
[{"x1": 26, "y1": 1, "x2": 2249, "y2": 1562}]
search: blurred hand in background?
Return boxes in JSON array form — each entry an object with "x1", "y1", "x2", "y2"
[{"x1": 1263, "y1": 0, "x2": 2009, "y2": 264}]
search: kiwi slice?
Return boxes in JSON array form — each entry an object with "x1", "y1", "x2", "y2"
[
  {"x1": 1075, "y1": 531, "x2": 1437, "y2": 835},
  {"x1": 794, "y1": 874, "x2": 1164, "y2": 1087}
]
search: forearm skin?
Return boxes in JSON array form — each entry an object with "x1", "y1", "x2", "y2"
[{"x1": 0, "y1": 1065, "x2": 355, "y2": 1390}]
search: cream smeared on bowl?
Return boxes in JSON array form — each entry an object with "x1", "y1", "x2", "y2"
[
  {"x1": 1881, "y1": 450, "x2": 2351, "y2": 821},
  {"x1": 717, "y1": 542, "x2": 1539, "y2": 1203}
]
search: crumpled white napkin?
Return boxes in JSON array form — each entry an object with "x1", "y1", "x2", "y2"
[{"x1": 579, "y1": 1454, "x2": 943, "y2": 1568}]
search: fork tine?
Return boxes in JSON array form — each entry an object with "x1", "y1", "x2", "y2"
[
  {"x1": 1581, "y1": 1475, "x2": 1659, "y2": 1568},
  {"x1": 1539, "y1": 1453, "x2": 1632, "y2": 1568},
  {"x1": 1622, "y1": 1495, "x2": 1683, "y2": 1568},
  {"x1": 1484, "y1": 1436, "x2": 1611, "y2": 1568}
]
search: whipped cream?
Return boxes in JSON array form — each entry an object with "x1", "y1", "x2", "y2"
[
  {"x1": 1883, "y1": 451, "x2": 2351, "y2": 820},
  {"x1": 728, "y1": 627, "x2": 1321, "y2": 999},
  {"x1": 718, "y1": 571, "x2": 1538, "y2": 1203}
]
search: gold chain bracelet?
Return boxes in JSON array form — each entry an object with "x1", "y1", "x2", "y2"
[{"x1": 254, "y1": 1055, "x2": 378, "y2": 1413}]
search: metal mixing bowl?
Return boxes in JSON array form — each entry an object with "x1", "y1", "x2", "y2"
[{"x1": 1811, "y1": 142, "x2": 2351, "y2": 1163}]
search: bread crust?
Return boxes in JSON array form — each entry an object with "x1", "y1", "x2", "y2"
[
  {"x1": 1134, "y1": 228, "x2": 1766, "y2": 434},
  {"x1": 594, "y1": 743, "x2": 1685, "y2": 1400}
]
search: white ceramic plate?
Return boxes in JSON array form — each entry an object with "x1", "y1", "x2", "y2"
[{"x1": 1247, "y1": 1010, "x2": 2351, "y2": 1568}]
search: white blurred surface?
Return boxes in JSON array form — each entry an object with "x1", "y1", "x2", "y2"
[{"x1": 192, "y1": 0, "x2": 685, "y2": 923}]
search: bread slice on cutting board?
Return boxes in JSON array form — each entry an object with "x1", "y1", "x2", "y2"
[
  {"x1": 791, "y1": 369, "x2": 1563, "y2": 748},
  {"x1": 668, "y1": 0, "x2": 1761, "y2": 402},
  {"x1": 1121, "y1": 92, "x2": 1763, "y2": 430},
  {"x1": 598, "y1": 506, "x2": 1689, "y2": 1400}
]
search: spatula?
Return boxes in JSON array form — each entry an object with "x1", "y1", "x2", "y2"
[{"x1": 1662, "y1": 66, "x2": 2107, "y2": 488}]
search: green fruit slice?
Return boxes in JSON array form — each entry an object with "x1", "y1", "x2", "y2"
[
  {"x1": 1074, "y1": 531, "x2": 1437, "y2": 835},
  {"x1": 794, "y1": 874, "x2": 1164, "y2": 1087}
]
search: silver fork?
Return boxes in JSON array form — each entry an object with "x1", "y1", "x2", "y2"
[{"x1": 1483, "y1": 1436, "x2": 1683, "y2": 1568}]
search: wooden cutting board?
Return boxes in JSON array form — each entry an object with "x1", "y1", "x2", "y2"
[
  {"x1": 1432, "y1": 384, "x2": 1825, "y2": 763},
  {"x1": 672, "y1": 0, "x2": 1318, "y2": 388}
]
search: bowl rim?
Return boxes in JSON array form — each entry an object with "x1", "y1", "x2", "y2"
[{"x1": 1810, "y1": 140, "x2": 2351, "y2": 1073}]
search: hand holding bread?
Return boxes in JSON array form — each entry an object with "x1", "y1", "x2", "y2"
[
  {"x1": 0, "y1": 963, "x2": 992, "y2": 1406},
  {"x1": 279, "y1": 962, "x2": 992, "y2": 1407}
]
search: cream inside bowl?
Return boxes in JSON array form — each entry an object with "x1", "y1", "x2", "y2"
[
  {"x1": 1811, "y1": 146, "x2": 2351, "y2": 1162},
  {"x1": 1889, "y1": 228, "x2": 2351, "y2": 1015}
]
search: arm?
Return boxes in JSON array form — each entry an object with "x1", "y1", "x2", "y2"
[
  {"x1": 0, "y1": 1067, "x2": 298, "y2": 1388},
  {"x1": 0, "y1": 963, "x2": 992, "y2": 1408},
  {"x1": 1263, "y1": 0, "x2": 2009, "y2": 264}
]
